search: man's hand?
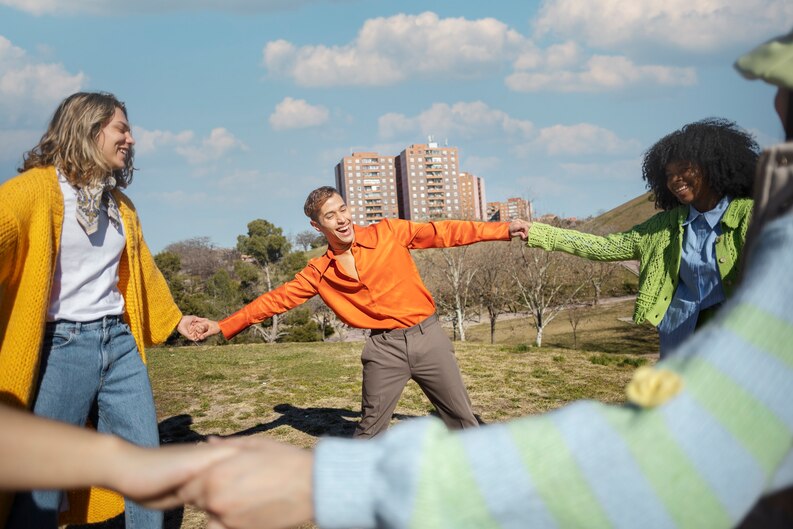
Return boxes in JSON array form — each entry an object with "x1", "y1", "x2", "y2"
[
  {"x1": 508, "y1": 219, "x2": 531, "y2": 241},
  {"x1": 179, "y1": 436, "x2": 314, "y2": 529}
]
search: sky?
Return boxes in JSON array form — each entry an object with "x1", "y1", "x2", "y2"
[{"x1": 1, "y1": 1, "x2": 791, "y2": 253}]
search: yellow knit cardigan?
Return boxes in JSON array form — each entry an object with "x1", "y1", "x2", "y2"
[{"x1": 0, "y1": 166, "x2": 183, "y2": 525}]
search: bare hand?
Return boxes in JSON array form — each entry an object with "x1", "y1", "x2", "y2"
[
  {"x1": 109, "y1": 441, "x2": 240, "y2": 510},
  {"x1": 508, "y1": 219, "x2": 531, "y2": 241},
  {"x1": 179, "y1": 436, "x2": 314, "y2": 529},
  {"x1": 177, "y1": 315, "x2": 204, "y2": 341},
  {"x1": 193, "y1": 319, "x2": 221, "y2": 341}
]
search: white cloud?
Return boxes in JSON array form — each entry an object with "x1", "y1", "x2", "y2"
[
  {"x1": 378, "y1": 101, "x2": 534, "y2": 141},
  {"x1": 519, "y1": 123, "x2": 641, "y2": 156},
  {"x1": 0, "y1": 0, "x2": 339, "y2": 15},
  {"x1": 263, "y1": 11, "x2": 526, "y2": 87},
  {"x1": 506, "y1": 54, "x2": 697, "y2": 92},
  {"x1": 534, "y1": 0, "x2": 793, "y2": 53},
  {"x1": 269, "y1": 97, "x2": 329, "y2": 130},
  {"x1": 133, "y1": 127, "x2": 194, "y2": 155},
  {"x1": 0, "y1": 36, "x2": 86, "y2": 124},
  {"x1": 173, "y1": 128, "x2": 247, "y2": 165}
]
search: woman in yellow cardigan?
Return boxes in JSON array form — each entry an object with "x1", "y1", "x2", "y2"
[{"x1": 0, "y1": 92, "x2": 201, "y2": 528}]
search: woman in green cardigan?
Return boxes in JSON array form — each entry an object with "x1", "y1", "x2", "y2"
[{"x1": 525, "y1": 119, "x2": 758, "y2": 357}]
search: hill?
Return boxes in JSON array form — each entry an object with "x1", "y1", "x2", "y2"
[{"x1": 581, "y1": 192, "x2": 659, "y2": 234}]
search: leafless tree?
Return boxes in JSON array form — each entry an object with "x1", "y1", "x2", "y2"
[
  {"x1": 583, "y1": 260, "x2": 620, "y2": 305},
  {"x1": 164, "y1": 236, "x2": 234, "y2": 279},
  {"x1": 416, "y1": 246, "x2": 479, "y2": 341},
  {"x1": 567, "y1": 302, "x2": 591, "y2": 350},
  {"x1": 470, "y1": 242, "x2": 516, "y2": 344},
  {"x1": 509, "y1": 245, "x2": 589, "y2": 347}
]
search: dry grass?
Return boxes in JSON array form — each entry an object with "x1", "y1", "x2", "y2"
[{"x1": 74, "y1": 299, "x2": 657, "y2": 529}]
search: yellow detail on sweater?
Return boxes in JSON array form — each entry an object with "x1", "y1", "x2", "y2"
[
  {"x1": 626, "y1": 366, "x2": 683, "y2": 408},
  {"x1": 0, "y1": 166, "x2": 182, "y2": 524}
]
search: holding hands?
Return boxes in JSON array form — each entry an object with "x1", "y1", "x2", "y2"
[
  {"x1": 508, "y1": 218, "x2": 531, "y2": 241},
  {"x1": 178, "y1": 436, "x2": 314, "y2": 529},
  {"x1": 176, "y1": 315, "x2": 222, "y2": 341}
]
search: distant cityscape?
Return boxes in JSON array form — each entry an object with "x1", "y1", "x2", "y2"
[{"x1": 334, "y1": 138, "x2": 532, "y2": 225}]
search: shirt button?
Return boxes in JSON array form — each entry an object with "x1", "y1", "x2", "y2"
[
  {"x1": 718, "y1": 257, "x2": 726, "y2": 263},
  {"x1": 715, "y1": 236, "x2": 722, "y2": 243}
]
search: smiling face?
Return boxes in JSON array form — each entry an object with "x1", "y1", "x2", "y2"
[
  {"x1": 665, "y1": 161, "x2": 720, "y2": 211},
  {"x1": 310, "y1": 193, "x2": 355, "y2": 251},
  {"x1": 96, "y1": 106, "x2": 134, "y2": 171}
]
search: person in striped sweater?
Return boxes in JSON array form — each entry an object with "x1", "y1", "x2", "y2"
[{"x1": 177, "y1": 30, "x2": 793, "y2": 529}]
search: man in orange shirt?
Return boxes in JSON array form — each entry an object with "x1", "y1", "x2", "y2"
[{"x1": 196, "y1": 187, "x2": 529, "y2": 437}]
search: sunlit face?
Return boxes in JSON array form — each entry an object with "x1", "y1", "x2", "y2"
[
  {"x1": 96, "y1": 107, "x2": 134, "y2": 171},
  {"x1": 310, "y1": 193, "x2": 354, "y2": 251},
  {"x1": 665, "y1": 161, "x2": 717, "y2": 209}
]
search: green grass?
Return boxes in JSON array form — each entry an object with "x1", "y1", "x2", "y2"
[{"x1": 143, "y1": 298, "x2": 657, "y2": 529}]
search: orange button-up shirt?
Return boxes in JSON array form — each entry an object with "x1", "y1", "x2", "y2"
[{"x1": 219, "y1": 218, "x2": 510, "y2": 339}]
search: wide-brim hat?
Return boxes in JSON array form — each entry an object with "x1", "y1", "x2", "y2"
[{"x1": 735, "y1": 29, "x2": 793, "y2": 90}]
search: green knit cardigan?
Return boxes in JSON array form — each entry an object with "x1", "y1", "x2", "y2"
[{"x1": 526, "y1": 198, "x2": 753, "y2": 326}]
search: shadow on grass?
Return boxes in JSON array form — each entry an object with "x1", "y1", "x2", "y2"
[{"x1": 159, "y1": 405, "x2": 423, "y2": 442}]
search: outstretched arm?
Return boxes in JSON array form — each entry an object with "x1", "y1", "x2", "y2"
[
  {"x1": 0, "y1": 405, "x2": 237, "y2": 509},
  {"x1": 178, "y1": 211, "x2": 793, "y2": 529}
]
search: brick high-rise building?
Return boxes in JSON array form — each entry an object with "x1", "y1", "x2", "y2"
[
  {"x1": 335, "y1": 152, "x2": 398, "y2": 225},
  {"x1": 395, "y1": 141, "x2": 461, "y2": 220},
  {"x1": 487, "y1": 197, "x2": 532, "y2": 222},
  {"x1": 457, "y1": 171, "x2": 486, "y2": 220}
]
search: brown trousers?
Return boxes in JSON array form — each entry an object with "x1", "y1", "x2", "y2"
[{"x1": 354, "y1": 313, "x2": 478, "y2": 438}]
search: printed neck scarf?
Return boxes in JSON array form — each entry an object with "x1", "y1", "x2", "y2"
[{"x1": 74, "y1": 176, "x2": 121, "y2": 235}]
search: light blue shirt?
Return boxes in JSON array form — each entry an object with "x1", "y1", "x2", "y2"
[{"x1": 658, "y1": 196, "x2": 730, "y2": 357}]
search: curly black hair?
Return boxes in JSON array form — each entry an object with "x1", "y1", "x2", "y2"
[{"x1": 642, "y1": 118, "x2": 759, "y2": 210}]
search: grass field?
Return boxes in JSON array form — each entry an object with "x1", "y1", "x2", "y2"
[{"x1": 132, "y1": 298, "x2": 659, "y2": 529}]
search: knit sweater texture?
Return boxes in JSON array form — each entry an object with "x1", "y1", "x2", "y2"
[
  {"x1": 526, "y1": 198, "x2": 753, "y2": 326},
  {"x1": 313, "y1": 197, "x2": 793, "y2": 529},
  {"x1": 0, "y1": 166, "x2": 182, "y2": 525}
]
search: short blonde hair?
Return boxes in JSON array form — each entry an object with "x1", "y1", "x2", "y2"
[{"x1": 21, "y1": 92, "x2": 134, "y2": 188}]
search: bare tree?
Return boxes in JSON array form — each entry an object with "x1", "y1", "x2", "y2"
[
  {"x1": 583, "y1": 260, "x2": 620, "y2": 305},
  {"x1": 509, "y1": 245, "x2": 589, "y2": 347},
  {"x1": 567, "y1": 302, "x2": 591, "y2": 350},
  {"x1": 295, "y1": 230, "x2": 324, "y2": 251},
  {"x1": 164, "y1": 236, "x2": 234, "y2": 279},
  {"x1": 470, "y1": 243, "x2": 515, "y2": 344},
  {"x1": 416, "y1": 246, "x2": 478, "y2": 341}
]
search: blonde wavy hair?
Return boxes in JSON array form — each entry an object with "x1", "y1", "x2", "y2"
[{"x1": 21, "y1": 92, "x2": 134, "y2": 188}]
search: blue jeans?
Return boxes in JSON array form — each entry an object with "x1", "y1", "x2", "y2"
[{"x1": 6, "y1": 315, "x2": 163, "y2": 529}]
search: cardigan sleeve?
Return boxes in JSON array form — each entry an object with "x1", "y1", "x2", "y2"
[
  {"x1": 526, "y1": 222, "x2": 643, "y2": 261},
  {"x1": 313, "y1": 210, "x2": 793, "y2": 529},
  {"x1": 0, "y1": 198, "x2": 18, "y2": 284}
]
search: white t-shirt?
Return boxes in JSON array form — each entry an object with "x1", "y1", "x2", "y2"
[{"x1": 47, "y1": 172, "x2": 126, "y2": 322}]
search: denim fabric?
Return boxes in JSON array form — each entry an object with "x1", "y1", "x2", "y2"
[
  {"x1": 658, "y1": 196, "x2": 729, "y2": 357},
  {"x1": 6, "y1": 315, "x2": 162, "y2": 529}
]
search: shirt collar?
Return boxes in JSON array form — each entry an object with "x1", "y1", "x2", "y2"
[
  {"x1": 683, "y1": 195, "x2": 730, "y2": 229},
  {"x1": 351, "y1": 223, "x2": 377, "y2": 249},
  {"x1": 321, "y1": 223, "x2": 377, "y2": 264}
]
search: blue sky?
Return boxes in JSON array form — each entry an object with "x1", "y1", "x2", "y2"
[{"x1": 1, "y1": 0, "x2": 791, "y2": 252}]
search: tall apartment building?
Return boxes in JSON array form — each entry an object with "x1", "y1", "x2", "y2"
[
  {"x1": 457, "y1": 171, "x2": 486, "y2": 220},
  {"x1": 487, "y1": 197, "x2": 532, "y2": 222},
  {"x1": 395, "y1": 141, "x2": 461, "y2": 221},
  {"x1": 334, "y1": 152, "x2": 399, "y2": 225}
]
